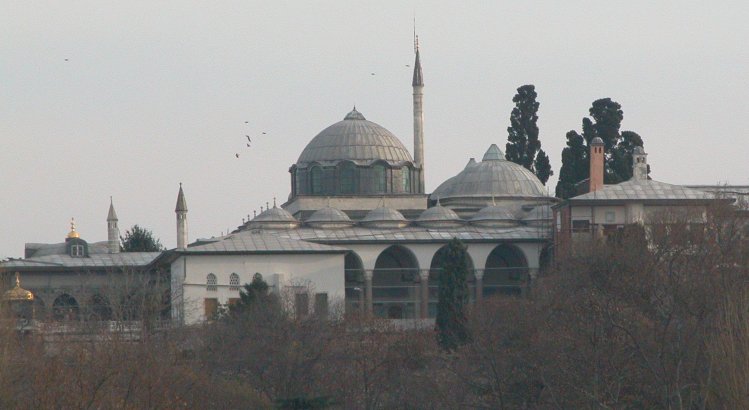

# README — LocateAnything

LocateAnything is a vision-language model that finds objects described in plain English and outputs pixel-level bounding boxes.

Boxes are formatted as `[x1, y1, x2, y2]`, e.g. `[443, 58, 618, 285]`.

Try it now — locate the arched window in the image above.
[401, 167, 411, 192]
[372, 164, 386, 193]
[339, 162, 356, 194]
[53, 294, 79, 321]
[310, 166, 323, 194]
[229, 273, 240, 291]
[206, 273, 217, 291]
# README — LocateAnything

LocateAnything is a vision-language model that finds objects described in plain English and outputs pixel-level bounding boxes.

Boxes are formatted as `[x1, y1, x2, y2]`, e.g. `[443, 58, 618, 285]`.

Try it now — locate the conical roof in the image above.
[175, 184, 188, 212]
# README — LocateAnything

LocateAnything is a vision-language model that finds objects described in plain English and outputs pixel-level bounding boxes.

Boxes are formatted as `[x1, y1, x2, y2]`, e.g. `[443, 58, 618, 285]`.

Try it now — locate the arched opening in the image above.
[483, 244, 528, 297]
[401, 166, 411, 193]
[88, 294, 112, 321]
[373, 245, 420, 319]
[310, 166, 323, 194]
[339, 162, 356, 194]
[428, 245, 475, 318]
[344, 252, 365, 315]
[53, 294, 79, 321]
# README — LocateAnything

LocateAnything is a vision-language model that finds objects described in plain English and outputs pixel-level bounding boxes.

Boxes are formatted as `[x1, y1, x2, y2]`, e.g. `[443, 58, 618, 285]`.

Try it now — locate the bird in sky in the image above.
[246, 135, 251, 143]
[370, 73, 375, 76]
[235, 153, 240, 158]
[261, 132, 266, 135]
[405, 64, 410, 67]
[64, 58, 69, 61]
[244, 121, 249, 124]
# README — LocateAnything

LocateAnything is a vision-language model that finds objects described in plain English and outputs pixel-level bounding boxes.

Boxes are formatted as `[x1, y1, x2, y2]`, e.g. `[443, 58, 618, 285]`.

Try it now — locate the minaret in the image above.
[175, 183, 188, 249]
[107, 197, 120, 254]
[412, 37, 425, 194]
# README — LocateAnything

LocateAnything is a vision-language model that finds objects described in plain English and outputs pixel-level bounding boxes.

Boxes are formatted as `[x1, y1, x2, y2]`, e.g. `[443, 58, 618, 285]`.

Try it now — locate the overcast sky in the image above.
[2, 1, 748, 257]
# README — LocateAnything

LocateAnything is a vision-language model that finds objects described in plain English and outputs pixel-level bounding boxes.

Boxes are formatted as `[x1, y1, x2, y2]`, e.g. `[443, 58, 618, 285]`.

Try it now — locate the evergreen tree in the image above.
[554, 99, 649, 198]
[505, 85, 553, 184]
[120, 225, 164, 252]
[229, 273, 275, 316]
[435, 237, 471, 351]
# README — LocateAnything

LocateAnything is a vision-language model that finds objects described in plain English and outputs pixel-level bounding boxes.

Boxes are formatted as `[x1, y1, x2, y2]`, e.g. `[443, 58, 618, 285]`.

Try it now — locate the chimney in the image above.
[632, 146, 648, 181]
[589, 137, 604, 192]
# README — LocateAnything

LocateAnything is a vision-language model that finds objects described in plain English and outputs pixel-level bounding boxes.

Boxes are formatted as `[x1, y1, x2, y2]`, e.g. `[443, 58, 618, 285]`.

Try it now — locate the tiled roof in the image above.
[569, 179, 712, 202]
[181, 231, 347, 253]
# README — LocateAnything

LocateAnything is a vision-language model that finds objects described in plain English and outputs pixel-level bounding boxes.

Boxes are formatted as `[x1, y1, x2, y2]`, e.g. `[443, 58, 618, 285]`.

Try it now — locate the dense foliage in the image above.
[555, 98, 648, 198]
[435, 237, 471, 351]
[120, 224, 164, 252]
[504, 85, 553, 185]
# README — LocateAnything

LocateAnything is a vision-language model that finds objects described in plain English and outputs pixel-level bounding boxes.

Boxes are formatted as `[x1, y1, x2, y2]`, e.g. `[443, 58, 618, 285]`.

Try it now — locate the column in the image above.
[474, 269, 484, 305]
[419, 271, 430, 319]
[364, 270, 373, 316]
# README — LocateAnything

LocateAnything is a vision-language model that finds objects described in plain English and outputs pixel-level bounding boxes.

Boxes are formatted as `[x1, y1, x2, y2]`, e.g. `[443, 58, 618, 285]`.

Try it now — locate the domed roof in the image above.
[522, 205, 552, 221]
[306, 206, 354, 228]
[361, 206, 409, 228]
[249, 205, 299, 229]
[471, 204, 518, 227]
[416, 203, 463, 228]
[296, 108, 413, 166]
[431, 144, 546, 200]
[3, 274, 33, 302]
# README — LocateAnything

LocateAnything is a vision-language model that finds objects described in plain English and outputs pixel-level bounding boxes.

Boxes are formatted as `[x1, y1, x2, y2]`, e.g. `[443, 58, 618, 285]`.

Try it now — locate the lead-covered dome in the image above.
[416, 203, 463, 228]
[431, 144, 547, 203]
[249, 205, 299, 229]
[306, 206, 354, 229]
[361, 206, 409, 229]
[296, 108, 413, 166]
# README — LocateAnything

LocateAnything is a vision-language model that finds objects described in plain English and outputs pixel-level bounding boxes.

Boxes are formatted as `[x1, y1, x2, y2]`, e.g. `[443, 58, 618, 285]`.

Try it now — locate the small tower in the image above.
[412, 36, 425, 194]
[632, 146, 648, 181]
[175, 183, 188, 249]
[107, 197, 120, 254]
[589, 137, 605, 193]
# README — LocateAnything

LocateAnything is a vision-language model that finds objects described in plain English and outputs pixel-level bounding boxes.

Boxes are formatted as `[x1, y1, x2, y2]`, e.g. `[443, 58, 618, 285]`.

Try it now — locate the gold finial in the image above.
[3, 272, 34, 301]
[15, 272, 20, 288]
[67, 218, 80, 239]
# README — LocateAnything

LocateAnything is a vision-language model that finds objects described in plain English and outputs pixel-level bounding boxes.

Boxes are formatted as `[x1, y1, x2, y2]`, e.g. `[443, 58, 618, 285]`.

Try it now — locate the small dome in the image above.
[416, 204, 463, 228]
[522, 205, 552, 227]
[306, 206, 354, 229]
[67, 218, 80, 239]
[3, 274, 33, 302]
[431, 144, 547, 202]
[296, 109, 413, 166]
[249, 205, 299, 229]
[471, 205, 518, 228]
[591, 137, 604, 145]
[361, 206, 408, 229]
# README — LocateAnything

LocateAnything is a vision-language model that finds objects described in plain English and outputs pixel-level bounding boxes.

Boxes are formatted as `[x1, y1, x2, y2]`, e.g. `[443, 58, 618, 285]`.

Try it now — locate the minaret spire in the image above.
[412, 34, 425, 193]
[175, 183, 188, 249]
[107, 196, 120, 254]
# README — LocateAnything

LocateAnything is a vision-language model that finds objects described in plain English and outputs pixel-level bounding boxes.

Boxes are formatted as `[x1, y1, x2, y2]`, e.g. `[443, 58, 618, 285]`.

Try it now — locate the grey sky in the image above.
[2, 1, 748, 257]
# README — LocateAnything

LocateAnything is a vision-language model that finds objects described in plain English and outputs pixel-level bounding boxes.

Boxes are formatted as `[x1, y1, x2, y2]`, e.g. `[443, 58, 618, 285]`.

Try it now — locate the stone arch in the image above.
[483, 244, 529, 297]
[344, 251, 365, 314]
[427, 244, 475, 318]
[88, 294, 112, 321]
[373, 245, 420, 319]
[53, 293, 80, 321]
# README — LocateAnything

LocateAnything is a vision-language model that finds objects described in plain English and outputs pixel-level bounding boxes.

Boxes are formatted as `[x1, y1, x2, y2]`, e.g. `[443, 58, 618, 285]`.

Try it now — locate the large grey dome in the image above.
[296, 108, 413, 166]
[432, 144, 546, 200]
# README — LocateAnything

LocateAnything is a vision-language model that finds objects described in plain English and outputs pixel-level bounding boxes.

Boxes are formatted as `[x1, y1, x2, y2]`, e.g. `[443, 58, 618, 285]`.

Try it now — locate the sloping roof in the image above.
[569, 179, 713, 202]
[180, 231, 347, 254]
[1, 252, 161, 270]
[275, 225, 549, 243]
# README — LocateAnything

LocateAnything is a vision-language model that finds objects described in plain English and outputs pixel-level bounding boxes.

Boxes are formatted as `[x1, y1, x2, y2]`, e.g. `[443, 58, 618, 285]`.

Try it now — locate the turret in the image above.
[107, 197, 120, 254]
[412, 38, 425, 193]
[175, 183, 188, 249]
[632, 146, 648, 181]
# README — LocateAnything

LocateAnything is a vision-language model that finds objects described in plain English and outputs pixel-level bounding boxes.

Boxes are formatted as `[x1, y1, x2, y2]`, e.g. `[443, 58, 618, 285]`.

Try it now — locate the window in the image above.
[71, 244, 84, 257]
[310, 166, 323, 194]
[295, 293, 309, 318]
[572, 220, 591, 233]
[206, 273, 217, 291]
[229, 273, 240, 291]
[314, 293, 329, 319]
[401, 167, 411, 192]
[204, 298, 218, 319]
[372, 164, 386, 193]
[339, 163, 356, 194]
[605, 211, 615, 223]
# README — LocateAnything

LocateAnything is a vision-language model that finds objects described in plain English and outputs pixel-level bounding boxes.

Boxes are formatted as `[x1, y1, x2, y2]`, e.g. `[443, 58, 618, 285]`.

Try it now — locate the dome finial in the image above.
[67, 218, 80, 239]
[344, 107, 366, 120]
[482, 144, 505, 161]
[273, 197, 277, 208]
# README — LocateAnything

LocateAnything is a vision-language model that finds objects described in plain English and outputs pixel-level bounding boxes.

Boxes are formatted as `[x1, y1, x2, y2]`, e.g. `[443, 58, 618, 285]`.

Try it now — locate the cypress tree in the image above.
[435, 237, 471, 351]
[505, 85, 553, 184]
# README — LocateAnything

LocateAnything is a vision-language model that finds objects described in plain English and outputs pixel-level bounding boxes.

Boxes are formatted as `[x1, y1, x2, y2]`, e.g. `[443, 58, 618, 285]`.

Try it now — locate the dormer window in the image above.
[71, 244, 85, 257]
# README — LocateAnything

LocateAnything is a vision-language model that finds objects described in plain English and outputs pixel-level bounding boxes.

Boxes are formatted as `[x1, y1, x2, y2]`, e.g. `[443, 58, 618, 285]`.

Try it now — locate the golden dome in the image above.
[67, 218, 80, 239]
[4, 273, 34, 302]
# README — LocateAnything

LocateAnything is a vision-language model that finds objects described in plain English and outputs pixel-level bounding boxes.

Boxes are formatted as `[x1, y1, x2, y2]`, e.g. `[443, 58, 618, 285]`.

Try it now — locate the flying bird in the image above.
[64, 58, 69, 62]
[246, 143, 251, 147]
[261, 132, 266, 135]
[246, 135, 251, 142]
[235, 153, 240, 158]
[370, 73, 375, 76]
[244, 121, 249, 124]
[405, 64, 410, 67]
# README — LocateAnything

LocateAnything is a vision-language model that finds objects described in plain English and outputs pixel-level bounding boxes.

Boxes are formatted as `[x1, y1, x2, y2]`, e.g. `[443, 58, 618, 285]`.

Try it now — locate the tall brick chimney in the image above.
[589, 137, 604, 193]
